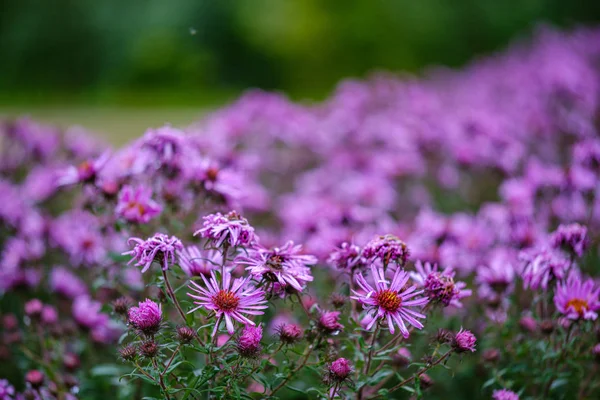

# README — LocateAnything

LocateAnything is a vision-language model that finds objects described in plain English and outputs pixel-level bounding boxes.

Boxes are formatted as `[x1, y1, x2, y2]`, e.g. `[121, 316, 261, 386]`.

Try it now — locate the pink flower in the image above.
[188, 270, 268, 336]
[351, 265, 428, 337]
[554, 273, 600, 320]
[128, 299, 162, 335]
[318, 311, 344, 333]
[178, 246, 222, 277]
[236, 241, 316, 292]
[550, 223, 589, 257]
[519, 247, 570, 290]
[237, 324, 262, 357]
[276, 323, 303, 344]
[363, 235, 410, 266]
[194, 211, 256, 248]
[328, 358, 352, 382]
[452, 328, 477, 353]
[124, 233, 183, 273]
[410, 261, 471, 308]
[115, 185, 162, 224]
[327, 242, 366, 271]
[492, 389, 519, 400]
[57, 151, 110, 186]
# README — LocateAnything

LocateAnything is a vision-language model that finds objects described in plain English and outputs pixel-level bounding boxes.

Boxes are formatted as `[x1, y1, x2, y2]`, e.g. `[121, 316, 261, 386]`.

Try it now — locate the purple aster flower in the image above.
[492, 389, 520, 400]
[237, 324, 263, 357]
[519, 247, 571, 290]
[51, 211, 106, 267]
[452, 328, 477, 353]
[327, 242, 367, 271]
[24, 299, 43, 317]
[50, 266, 88, 299]
[550, 223, 589, 257]
[187, 270, 268, 337]
[115, 185, 162, 224]
[124, 233, 183, 273]
[193, 158, 243, 205]
[194, 211, 256, 248]
[318, 311, 344, 333]
[351, 265, 428, 337]
[276, 323, 303, 344]
[178, 246, 221, 277]
[476, 252, 516, 300]
[327, 357, 352, 382]
[0, 379, 15, 399]
[236, 241, 316, 292]
[554, 273, 600, 320]
[41, 305, 58, 325]
[72, 296, 109, 330]
[363, 235, 410, 266]
[128, 299, 162, 335]
[410, 260, 471, 307]
[57, 150, 111, 186]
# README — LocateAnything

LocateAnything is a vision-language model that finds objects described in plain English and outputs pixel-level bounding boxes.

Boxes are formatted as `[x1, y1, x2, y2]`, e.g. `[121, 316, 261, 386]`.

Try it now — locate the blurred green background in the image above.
[1, 0, 599, 142]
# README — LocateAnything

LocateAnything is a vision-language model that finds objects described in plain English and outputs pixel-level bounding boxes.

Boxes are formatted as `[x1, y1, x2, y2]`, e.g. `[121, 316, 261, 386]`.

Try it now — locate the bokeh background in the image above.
[2, 0, 600, 144]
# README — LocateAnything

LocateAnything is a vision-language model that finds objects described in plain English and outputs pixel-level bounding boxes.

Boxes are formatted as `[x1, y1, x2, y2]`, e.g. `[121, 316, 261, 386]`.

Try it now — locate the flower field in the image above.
[1, 26, 600, 399]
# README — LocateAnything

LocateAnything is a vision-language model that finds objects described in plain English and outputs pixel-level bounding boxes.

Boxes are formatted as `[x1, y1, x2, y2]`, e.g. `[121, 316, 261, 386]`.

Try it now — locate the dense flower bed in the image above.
[1, 26, 600, 399]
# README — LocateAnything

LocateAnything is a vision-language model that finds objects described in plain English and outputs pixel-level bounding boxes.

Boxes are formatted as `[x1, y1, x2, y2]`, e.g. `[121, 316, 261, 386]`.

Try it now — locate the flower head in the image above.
[327, 242, 366, 271]
[178, 246, 221, 277]
[554, 274, 600, 320]
[237, 324, 263, 358]
[410, 261, 471, 307]
[124, 233, 183, 273]
[72, 296, 109, 330]
[194, 211, 256, 248]
[363, 235, 410, 266]
[188, 270, 268, 336]
[115, 185, 162, 224]
[50, 267, 88, 299]
[492, 389, 520, 400]
[128, 299, 162, 335]
[236, 241, 316, 293]
[351, 265, 428, 337]
[176, 326, 197, 344]
[550, 223, 589, 257]
[326, 358, 353, 383]
[318, 311, 344, 333]
[519, 247, 570, 290]
[0, 379, 15, 399]
[276, 323, 303, 344]
[452, 328, 477, 353]
[57, 151, 110, 186]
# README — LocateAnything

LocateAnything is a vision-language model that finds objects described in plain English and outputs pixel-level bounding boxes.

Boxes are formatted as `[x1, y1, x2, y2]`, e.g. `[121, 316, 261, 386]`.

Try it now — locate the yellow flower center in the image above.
[375, 289, 402, 312]
[213, 290, 240, 312]
[566, 298, 588, 315]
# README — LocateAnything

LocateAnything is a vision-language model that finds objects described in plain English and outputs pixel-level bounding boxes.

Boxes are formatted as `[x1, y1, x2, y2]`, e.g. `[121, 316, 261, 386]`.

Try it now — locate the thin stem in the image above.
[329, 382, 340, 400]
[296, 293, 312, 320]
[162, 270, 205, 347]
[357, 324, 381, 399]
[133, 361, 157, 383]
[270, 335, 321, 396]
[161, 345, 181, 378]
[153, 359, 171, 399]
[370, 350, 452, 399]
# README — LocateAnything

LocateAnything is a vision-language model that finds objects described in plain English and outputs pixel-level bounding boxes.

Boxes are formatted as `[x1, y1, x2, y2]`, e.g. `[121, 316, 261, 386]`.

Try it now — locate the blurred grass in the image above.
[0, 106, 206, 146]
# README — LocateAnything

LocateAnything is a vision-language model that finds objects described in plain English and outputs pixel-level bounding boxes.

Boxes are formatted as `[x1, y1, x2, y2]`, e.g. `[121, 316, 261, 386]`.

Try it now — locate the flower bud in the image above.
[63, 353, 80, 371]
[24, 299, 43, 318]
[41, 306, 58, 325]
[176, 326, 197, 344]
[128, 299, 162, 336]
[139, 341, 159, 358]
[419, 373, 433, 389]
[330, 293, 347, 309]
[518, 316, 537, 333]
[434, 328, 452, 344]
[392, 347, 412, 368]
[540, 320, 554, 335]
[452, 329, 477, 353]
[2, 314, 18, 331]
[277, 324, 303, 344]
[482, 348, 500, 363]
[327, 358, 352, 382]
[318, 311, 344, 334]
[237, 325, 262, 358]
[25, 370, 44, 388]
[119, 345, 137, 361]
[112, 297, 131, 316]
